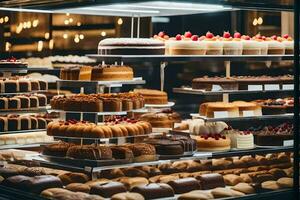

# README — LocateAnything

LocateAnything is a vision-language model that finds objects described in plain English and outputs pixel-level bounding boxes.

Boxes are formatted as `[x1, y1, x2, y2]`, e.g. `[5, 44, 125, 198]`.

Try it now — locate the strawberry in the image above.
[158, 31, 165, 37]
[223, 31, 231, 38]
[271, 35, 277, 40]
[283, 34, 289, 39]
[234, 32, 241, 38]
[191, 35, 198, 41]
[206, 31, 214, 39]
[184, 31, 192, 38]
[175, 34, 182, 40]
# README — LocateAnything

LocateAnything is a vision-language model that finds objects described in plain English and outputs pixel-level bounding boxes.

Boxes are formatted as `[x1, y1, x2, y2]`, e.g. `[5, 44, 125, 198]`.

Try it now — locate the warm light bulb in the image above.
[77, 22, 81, 26]
[253, 18, 258, 26]
[37, 40, 43, 52]
[64, 19, 69, 25]
[5, 42, 11, 51]
[69, 18, 73, 23]
[257, 17, 263, 25]
[45, 32, 50, 39]
[63, 33, 68, 39]
[27, 21, 31, 28]
[0, 18, 4, 24]
[79, 34, 84, 39]
[74, 37, 80, 43]
[117, 18, 123, 25]
[49, 39, 54, 49]
[33, 19, 39, 27]
[4, 16, 8, 22]
[66, 13, 70, 16]
[101, 31, 106, 37]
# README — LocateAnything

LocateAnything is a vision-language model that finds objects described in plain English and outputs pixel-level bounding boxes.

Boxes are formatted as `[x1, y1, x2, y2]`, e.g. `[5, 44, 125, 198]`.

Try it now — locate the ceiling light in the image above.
[32, 19, 39, 27]
[4, 16, 8, 22]
[101, 31, 106, 37]
[117, 18, 123, 25]
[69, 18, 73, 23]
[74, 37, 80, 43]
[0, 18, 3, 24]
[0, 7, 52, 13]
[37, 41, 43, 52]
[79, 34, 84, 39]
[77, 22, 81, 26]
[257, 17, 263, 25]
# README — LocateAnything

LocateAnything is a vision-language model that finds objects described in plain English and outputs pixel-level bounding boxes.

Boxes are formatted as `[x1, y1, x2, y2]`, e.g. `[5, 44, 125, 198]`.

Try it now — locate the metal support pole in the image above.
[131, 15, 134, 38]
[293, 0, 299, 199]
[223, 61, 230, 103]
[137, 15, 140, 38]
[160, 62, 167, 91]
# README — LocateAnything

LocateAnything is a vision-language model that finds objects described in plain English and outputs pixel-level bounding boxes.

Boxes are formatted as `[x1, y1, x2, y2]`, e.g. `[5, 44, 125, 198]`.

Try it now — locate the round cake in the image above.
[199, 102, 239, 118]
[133, 89, 168, 105]
[232, 101, 262, 117]
[223, 129, 254, 149]
[91, 65, 133, 81]
[191, 76, 238, 91]
[98, 38, 165, 55]
[139, 113, 174, 128]
[166, 36, 206, 55]
[191, 134, 231, 152]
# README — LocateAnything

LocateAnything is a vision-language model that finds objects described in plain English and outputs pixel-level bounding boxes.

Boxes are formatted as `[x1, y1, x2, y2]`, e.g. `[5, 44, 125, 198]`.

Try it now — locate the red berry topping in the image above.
[158, 31, 165, 37]
[191, 35, 198, 41]
[242, 35, 250, 40]
[234, 32, 241, 38]
[184, 31, 192, 38]
[223, 31, 231, 38]
[222, 136, 226, 139]
[271, 35, 277, 40]
[261, 36, 266, 40]
[175, 34, 182, 40]
[283, 34, 289, 39]
[206, 32, 214, 39]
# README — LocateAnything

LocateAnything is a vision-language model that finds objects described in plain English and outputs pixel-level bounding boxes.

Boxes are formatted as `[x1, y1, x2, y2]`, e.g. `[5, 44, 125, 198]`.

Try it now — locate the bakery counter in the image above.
[173, 87, 293, 96]
[56, 77, 146, 88]
[87, 54, 293, 63]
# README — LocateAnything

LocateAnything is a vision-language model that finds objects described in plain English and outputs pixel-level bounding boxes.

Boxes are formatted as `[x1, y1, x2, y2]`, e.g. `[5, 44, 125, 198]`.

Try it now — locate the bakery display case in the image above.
[0, 0, 298, 200]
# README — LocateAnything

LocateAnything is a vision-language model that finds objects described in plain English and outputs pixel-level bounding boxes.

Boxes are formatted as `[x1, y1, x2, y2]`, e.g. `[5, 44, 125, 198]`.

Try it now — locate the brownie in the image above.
[197, 173, 225, 190]
[38, 80, 48, 90]
[29, 96, 39, 108]
[30, 117, 38, 129]
[7, 117, 20, 131]
[90, 182, 127, 198]
[0, 97, 8, 109]
[37, 118, 47, 129]
[4, 80, 19, 93]
[18, 80, 31, 92]
[167, 178, 200, 194]
[131, 183, 174, 199]
[8, 98, 21, 110]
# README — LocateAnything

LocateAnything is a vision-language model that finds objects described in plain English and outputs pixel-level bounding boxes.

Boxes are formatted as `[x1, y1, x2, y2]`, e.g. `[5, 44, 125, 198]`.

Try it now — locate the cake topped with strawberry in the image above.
[0, 57, 28, 68]
[221, 31, 243, 55]
[200, 31, 223, 55]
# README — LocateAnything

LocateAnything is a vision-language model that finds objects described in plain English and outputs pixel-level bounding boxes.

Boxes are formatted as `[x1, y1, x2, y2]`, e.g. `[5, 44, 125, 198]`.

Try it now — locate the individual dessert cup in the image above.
[200, 32, 223, 55]
[266, 36, 285, 55]
[281, 34, 294, 54]
[166, 32, 207, 55]
[241, 35, 261, 55]
[191, 133, 231, 152]
[221, 32, 243, 55]
[252, 34, 268, 55]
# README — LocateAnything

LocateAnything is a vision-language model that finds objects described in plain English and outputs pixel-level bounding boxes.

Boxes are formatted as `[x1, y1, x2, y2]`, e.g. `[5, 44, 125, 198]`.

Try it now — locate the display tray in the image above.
[47, 107, 146, 115]
[173, 87, 294, 95]
[190, 113, 293, 121]
[0, 129, 46, 135]
[87, 54, 293, 63]
[0, 90, 48, 96]
[56, 77, 146, 87]
[0, 143, 51, 150]
[145, 102, 175, 108]
[158, 151, 195, 160]
[40, 154, 132, 168]
[0, 106, 48, 114]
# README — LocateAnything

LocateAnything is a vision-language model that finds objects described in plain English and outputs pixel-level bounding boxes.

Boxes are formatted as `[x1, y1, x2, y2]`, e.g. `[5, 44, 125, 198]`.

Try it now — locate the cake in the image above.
[139, 113, 174, 128]
[4, 80, 19, 93]
[199, 102, 239, 118]
[221, 31, 243, 55]
[282, 34, 294, 54]
[252, 123, 293, 146]
[66, 145, 113, 160]
[223, 128, 254, 149]
[189, 120, 228, 135]
[200, 32, 223, 55]
[191, 134, 231, 151]
[232, 101, 262, 117]
[0, 58, 28, 69]
[98, 38, 165, 55]
[192, 76, 238, 91]
[0, 97, 8, 109]
[60, 66, 80, 80]
[166, 32, 206, 55]
[133, 89, 168, 105]
[91, 65, 133, 81]
[18, 79, 31, 92]
[78, 66, 93, 80]
[123, 143, 157, 162]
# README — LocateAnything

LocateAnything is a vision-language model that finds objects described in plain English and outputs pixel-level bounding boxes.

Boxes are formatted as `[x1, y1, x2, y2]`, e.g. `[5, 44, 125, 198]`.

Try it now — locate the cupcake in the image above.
[221, 31, 243, 55]
[200, 32, 223, 55]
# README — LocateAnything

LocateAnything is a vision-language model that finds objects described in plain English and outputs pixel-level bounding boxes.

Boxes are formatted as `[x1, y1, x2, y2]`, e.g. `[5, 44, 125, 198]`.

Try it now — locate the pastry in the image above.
[167, 177, 200, 194]
[66, 145, 113, 160]
[221, 31, 243, 55]
[90, 181, 127, 198]
[139, 113, 174, 128]
[111, 192, 145, 200]
[178, 190, 214, 200]
[231, 182, 255, 194]
[277, 177, 293, 188]
[116, 177, 149, 190]
[196, 173, 225, 190]
[261, 180, 280, 190]
[124, 143, 156, 162]
[131, 183, 175, 199]
[211, 187, 245, 198]
[223, 174, 244, 186]
[200, 32, 223, 55]
[58, 172, 90, 185]
[42, 142, 75, 157]
[134, 88, 168, 105]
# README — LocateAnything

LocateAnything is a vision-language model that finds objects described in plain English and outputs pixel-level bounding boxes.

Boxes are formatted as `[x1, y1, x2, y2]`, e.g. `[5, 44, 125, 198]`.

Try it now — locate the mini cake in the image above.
[20, 116, 31, 130]
[223, 128, 254, 149]
[192, 76, 238, 91]
[282, 34, 294, 54]
[98, 38, 165, 55]
[29, 96, 39, 108]
[4, 80, 19, 93]
[35, 94, 47, 106]
[38, 80, 48, 91]
[241, 35, 261, 55]
[66, 145, 113, 160]
[0, 117, 8, 132]
[199, 102, 239, 118]
[200, 32, 223, 55]
[30, 80, 40, 91]
[133, 88, 168, 105]
[232, 101, 262, 117]
[91, 65, 134, 81]
[7, 115, 21, 131]
[37, 118, 48, 129]
[166, 32, 206, 55]
[8, 98, 21, 110]
[60, 66, 80, 80]
[266, 36, 285, 55]
[123, 143, 157, 162]
[221, 32, 243, 55]
[14, 96, 30, 109]
[0, 97, 8, 109]
[18, 79, 31, 92]
[191, 134, 231, 151]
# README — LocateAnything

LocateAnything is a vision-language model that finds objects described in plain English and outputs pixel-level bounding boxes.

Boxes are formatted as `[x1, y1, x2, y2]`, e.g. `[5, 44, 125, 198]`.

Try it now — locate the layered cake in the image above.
[223, 128, 254, 149]
[98, 38, 165, 55]
[47, 118, 152, 138]
[192, 76, 238, 91]
[221, 31, 243, 55]
[255, 98, 294, 115]
[133, 88, 168, 105]
[60, 66, 80, 80]
[91, 65, 133, 81]
[191, 134, 231, 152]
[139, 111, 180, 128]
[189, 120, 228, 135]
[266, 35, 285, 55]
[251, 123, 293, 146]
[50, 92, 145, 112]
[241, 35, 261, 55]
[199, 102, 239, 118]
[166, 32, 206, 55]
[0, 77, 47, 93]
